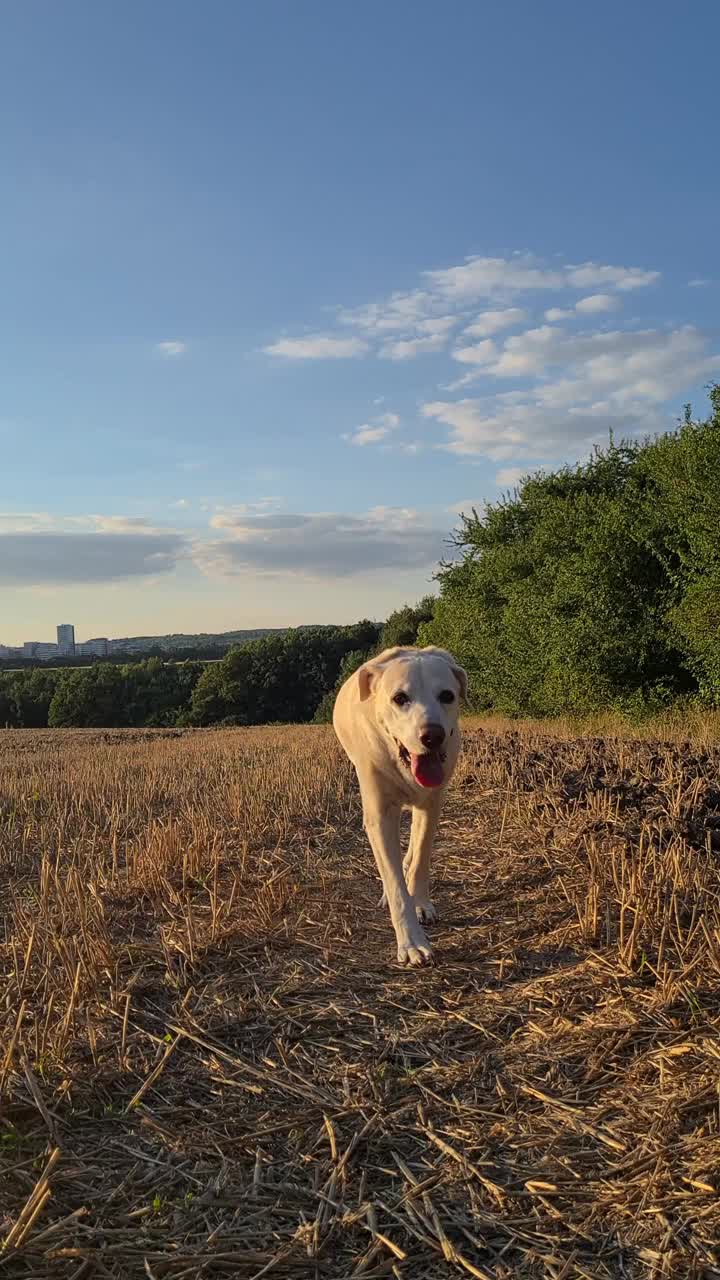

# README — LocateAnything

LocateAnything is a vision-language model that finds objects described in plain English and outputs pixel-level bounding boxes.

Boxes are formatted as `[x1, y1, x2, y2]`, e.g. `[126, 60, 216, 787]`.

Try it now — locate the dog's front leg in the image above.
[362, 791, 433, 966]
[405, 794, 443, 925]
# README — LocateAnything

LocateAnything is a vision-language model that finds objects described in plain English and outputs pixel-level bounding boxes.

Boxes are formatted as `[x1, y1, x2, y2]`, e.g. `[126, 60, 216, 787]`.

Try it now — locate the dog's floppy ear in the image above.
[357, 661, 380, 702]
[421, 645, 468, 701]
[451, 662, 469, 701]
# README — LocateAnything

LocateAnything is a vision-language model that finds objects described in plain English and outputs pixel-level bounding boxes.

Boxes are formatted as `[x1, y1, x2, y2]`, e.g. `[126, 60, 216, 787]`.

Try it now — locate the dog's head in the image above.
[357, 646, 467, 789]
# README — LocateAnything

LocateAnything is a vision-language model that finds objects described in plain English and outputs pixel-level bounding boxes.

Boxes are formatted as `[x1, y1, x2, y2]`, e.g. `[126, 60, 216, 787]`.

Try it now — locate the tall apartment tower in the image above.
[57, 623, 76, 655]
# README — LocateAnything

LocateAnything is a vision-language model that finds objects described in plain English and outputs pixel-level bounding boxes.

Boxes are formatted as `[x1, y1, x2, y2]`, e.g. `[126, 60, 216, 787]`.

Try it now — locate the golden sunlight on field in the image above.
[2, 725, 720, 1277]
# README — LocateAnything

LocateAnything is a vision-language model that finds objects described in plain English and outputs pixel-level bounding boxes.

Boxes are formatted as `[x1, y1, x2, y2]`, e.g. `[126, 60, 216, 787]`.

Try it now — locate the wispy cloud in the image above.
[258, 248, 716, 467]
[546, 294, 619, 321]
[380, 333, 450, 361]
[344, 412, 401, 447]
[574, 293, 619, 314]
[462, 308, 528, 338]
[196, 506, 446, 578]
[263, 251, 659, 364]
[425, 255, 658, 300]
[156, 340, 187, 357]
[424, 325, 720, 460]
[263, 334, 368, 359]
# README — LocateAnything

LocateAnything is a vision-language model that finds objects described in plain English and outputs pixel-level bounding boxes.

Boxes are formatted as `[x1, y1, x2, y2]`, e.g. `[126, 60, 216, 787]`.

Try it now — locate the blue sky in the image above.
[2, 0, 719, 643]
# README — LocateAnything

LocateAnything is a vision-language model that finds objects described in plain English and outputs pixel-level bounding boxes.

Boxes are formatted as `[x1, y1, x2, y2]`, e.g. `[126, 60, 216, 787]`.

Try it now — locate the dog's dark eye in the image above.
[438, 690, 455, 704]
[392, 691, 410, 707]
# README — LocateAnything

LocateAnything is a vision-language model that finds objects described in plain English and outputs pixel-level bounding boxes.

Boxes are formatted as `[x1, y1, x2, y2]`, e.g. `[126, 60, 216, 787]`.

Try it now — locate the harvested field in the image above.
[2, 724, 720, 1279]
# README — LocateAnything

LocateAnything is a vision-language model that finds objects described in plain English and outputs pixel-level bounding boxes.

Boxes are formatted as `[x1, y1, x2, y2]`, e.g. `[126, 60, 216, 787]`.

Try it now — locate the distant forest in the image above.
[3, 389, 720, 729]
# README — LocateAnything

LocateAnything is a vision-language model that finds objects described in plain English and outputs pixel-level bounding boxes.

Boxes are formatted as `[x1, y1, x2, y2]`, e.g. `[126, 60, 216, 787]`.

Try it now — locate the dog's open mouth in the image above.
[397, 741, 446, 789]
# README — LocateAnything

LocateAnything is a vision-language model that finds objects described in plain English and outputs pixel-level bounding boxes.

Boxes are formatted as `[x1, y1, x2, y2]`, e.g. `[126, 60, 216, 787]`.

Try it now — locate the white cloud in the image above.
[343, 411, 401, 446]
[424, 397, 643, 461]
[169, 498, 190, 509]
[547, 296, 619, 320]
[338, 290, 434, 334]
[196, 506, 446, 578]
[347, 425, 392, 445]
[483, 325, 561, 377]
[566, 262, 660, 291]
[380, 333, 449, 360]
[340, 302, 459, 360]
[495, 466, 526, 489]
[688, 278, 712, 288]
[575, 293, 619, 314]
[425, 255, 658, 301]
[263, 334, 369, 359]
[263, 252, 660, 364]
[463, 308, 527, 338]
[424, 326, 720, 459]
[462, 324, 709, 384]
[440, 369, 485, 392]
[452, 339, 498, 366]
[416, 316, 458, 336]
[156, 341, 187, 357]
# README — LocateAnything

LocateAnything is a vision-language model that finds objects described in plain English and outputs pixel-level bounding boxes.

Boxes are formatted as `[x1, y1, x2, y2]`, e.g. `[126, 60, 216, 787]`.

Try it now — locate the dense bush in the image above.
[420, 388, 720, 716]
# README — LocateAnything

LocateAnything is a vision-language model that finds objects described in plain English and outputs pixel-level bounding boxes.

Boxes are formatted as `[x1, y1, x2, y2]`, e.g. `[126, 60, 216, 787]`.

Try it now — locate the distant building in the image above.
[57, 623, 76, 655]
[76, 638, 109, 657]
[23, 641, 59, 659]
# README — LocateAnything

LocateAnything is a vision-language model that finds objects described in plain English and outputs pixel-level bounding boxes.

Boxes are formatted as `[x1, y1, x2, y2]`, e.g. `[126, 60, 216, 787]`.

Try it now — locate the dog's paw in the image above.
[414, 898, 438, 926]
[396, 925, 433, 967]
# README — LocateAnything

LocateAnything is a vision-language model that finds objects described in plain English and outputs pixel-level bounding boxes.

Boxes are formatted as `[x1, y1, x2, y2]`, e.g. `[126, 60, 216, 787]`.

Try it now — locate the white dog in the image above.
[333, 645, 467, 966]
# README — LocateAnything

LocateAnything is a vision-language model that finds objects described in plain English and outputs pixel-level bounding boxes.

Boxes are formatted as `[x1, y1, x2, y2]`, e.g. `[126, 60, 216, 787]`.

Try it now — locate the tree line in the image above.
[0, 623, 387, 729]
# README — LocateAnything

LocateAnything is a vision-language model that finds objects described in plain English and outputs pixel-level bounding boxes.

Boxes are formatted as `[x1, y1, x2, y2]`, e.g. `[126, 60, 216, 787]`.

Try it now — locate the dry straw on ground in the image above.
[1, 722, 720, 1279]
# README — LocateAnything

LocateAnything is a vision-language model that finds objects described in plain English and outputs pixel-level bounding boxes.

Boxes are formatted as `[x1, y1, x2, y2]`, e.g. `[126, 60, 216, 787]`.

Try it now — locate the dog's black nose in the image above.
[420, 724, 445, 751]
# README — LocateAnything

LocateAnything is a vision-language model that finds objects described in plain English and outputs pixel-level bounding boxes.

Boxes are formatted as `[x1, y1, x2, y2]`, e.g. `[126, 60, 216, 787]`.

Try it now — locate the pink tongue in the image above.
[411, 752, 444, 788]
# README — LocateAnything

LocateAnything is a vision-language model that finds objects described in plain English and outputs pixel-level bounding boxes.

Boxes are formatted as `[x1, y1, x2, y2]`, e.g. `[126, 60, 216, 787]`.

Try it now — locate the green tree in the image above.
[49, 665, 129, 728]
[189, 622, 381, 726]
[421, 389, 720, 716]
[379, 596, 436, 649]
[0, 679, 17, 727]
[312, 648, 374, 723]
[9, 669, 61, 727]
